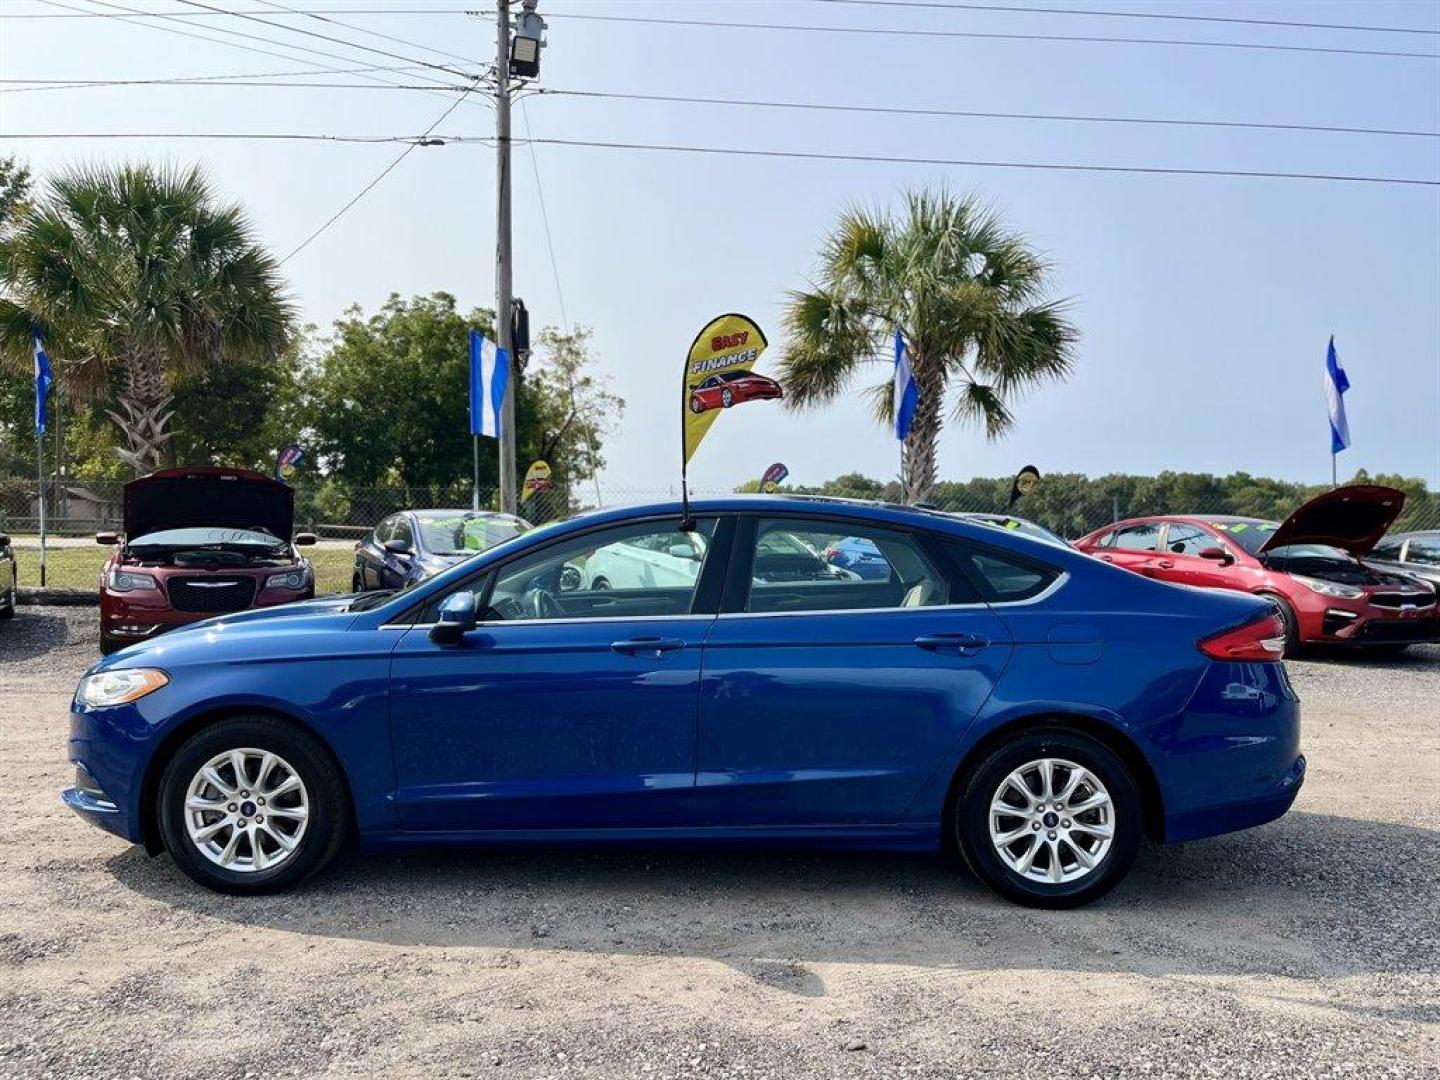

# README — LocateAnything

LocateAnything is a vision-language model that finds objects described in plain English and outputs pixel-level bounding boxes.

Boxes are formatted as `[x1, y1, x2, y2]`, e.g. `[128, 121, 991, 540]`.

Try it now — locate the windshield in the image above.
[1208, 519, 1281, 555]
[129, 527, 285, 550]
[415, 513, 529, 555]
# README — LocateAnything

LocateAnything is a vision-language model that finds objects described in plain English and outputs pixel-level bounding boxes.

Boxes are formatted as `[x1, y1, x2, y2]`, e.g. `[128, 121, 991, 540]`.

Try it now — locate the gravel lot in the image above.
[2, 606, 1437, 1079]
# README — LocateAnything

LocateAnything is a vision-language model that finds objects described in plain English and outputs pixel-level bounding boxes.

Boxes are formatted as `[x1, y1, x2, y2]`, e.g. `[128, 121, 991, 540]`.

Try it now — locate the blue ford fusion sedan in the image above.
[64, 497, 1304, 908]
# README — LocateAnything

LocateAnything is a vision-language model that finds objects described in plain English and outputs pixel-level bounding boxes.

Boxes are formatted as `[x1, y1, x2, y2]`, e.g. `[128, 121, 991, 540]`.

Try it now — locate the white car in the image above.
[576, 530, 707, 591]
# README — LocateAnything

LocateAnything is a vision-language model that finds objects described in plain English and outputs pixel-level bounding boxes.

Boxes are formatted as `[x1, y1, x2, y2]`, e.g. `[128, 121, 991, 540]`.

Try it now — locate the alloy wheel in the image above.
[183, 748, 310, 873]
[989, 757, 1114, 884]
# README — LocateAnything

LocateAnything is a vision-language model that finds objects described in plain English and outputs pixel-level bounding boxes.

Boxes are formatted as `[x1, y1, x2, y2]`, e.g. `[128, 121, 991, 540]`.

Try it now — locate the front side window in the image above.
[465, 519, 718, 622]
[744, 518, 952, 613]
[1112, 523, 1162, 552]
[1165, 523, 1223, 557]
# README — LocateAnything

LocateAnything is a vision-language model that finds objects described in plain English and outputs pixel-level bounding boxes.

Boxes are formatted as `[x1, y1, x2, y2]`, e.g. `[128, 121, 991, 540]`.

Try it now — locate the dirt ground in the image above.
[2, 607, 1437, 1079]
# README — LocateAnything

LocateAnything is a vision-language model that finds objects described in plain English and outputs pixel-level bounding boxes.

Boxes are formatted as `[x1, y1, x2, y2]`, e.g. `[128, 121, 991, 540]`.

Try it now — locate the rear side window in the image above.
[948, 543, 1060, 603]
[743, 518, 954, 613]
[1112, 523, 1162, 552]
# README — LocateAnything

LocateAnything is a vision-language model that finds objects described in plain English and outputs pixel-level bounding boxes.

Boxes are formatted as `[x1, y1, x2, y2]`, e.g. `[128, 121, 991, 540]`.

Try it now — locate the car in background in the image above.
[957, 512, 1072, 550]
[0, 531, 16, 619]
[1074, 485, 1437, 654]
[64, 495, 1303, 908]
[573, 525, 856, 592]
[687, 371, 783, 414]
[1367, 530, 1440, 589]
[353, 510, 530, 592]
[97, 468, 317, 655]
[822, 535, 892, 580]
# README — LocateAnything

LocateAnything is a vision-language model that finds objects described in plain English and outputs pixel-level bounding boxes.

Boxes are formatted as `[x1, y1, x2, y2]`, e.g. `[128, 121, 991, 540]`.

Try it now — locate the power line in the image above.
[251, 0, 481, 70]
[9, 128, 1429, 186]
[519, 96, 568, 332]
[61, 0, 464, 94]
[538, 87, 1438, 141]
[806, 0, 1440, 38]
[537, 11, 1440, 61]
[505, 134, 1440, 187]
[281, 85, 478, 263]
[1, 76, 477, 93]
[171, 0, 476, 79]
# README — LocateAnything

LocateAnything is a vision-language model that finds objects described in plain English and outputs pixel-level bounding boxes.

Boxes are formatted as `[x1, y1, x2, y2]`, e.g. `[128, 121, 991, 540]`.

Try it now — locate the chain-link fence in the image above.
[1, 473, 1437, 540]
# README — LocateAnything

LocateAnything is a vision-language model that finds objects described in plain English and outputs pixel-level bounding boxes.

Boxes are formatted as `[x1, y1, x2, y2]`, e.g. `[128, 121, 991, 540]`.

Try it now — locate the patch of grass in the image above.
[14, 543, 356, 595]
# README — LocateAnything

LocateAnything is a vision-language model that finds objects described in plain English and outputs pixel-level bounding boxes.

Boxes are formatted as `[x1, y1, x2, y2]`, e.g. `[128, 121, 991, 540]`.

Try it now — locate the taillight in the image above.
[1199, 613, 1287, 662]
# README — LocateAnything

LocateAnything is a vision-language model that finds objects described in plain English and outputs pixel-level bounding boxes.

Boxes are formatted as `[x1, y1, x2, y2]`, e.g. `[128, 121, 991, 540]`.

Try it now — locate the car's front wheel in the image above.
[157, 715, 348, 894]
[956, 730, 1140, 909]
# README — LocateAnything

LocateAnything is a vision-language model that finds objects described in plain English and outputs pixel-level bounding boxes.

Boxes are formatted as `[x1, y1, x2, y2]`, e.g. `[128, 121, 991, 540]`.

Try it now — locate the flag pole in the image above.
[36, 428, 46, 588]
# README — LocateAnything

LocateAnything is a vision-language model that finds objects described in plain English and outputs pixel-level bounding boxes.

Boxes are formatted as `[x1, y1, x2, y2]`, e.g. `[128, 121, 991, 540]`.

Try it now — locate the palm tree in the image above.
[0, 163, 292, 474]
[779, 189, 1077, 505]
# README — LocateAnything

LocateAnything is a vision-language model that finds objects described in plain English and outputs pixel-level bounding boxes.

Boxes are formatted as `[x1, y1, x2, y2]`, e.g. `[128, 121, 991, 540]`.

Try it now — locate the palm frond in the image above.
[777, 286, 881, 407]
[952, 381, 1015, 439]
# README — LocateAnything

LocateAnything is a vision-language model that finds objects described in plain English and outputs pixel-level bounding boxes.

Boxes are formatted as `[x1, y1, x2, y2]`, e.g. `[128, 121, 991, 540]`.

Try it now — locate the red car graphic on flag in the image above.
[688, 370, 784, 414]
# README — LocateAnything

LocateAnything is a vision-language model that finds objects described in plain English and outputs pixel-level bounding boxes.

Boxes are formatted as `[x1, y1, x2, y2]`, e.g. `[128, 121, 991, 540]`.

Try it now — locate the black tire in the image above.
[590, 576, 611, 591]
[157, 715, 348, 894]
[99, 630, 122, 655]
[0, 581, 15, 619]
[689, 396, 705, 414]
[351, 573, 363, 593]
[955, 729, 1141, 909]
[1258, 593, 1300, 657]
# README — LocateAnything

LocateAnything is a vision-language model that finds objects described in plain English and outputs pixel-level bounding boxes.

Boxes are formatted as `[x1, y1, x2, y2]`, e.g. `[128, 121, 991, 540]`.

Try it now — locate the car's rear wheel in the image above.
[1258, 593, 1300, 656]
[591, 576, 611, 590]
[956, 730, 1140, 909]
[157, 715, 348, 894]
[689, 396, 705, 414]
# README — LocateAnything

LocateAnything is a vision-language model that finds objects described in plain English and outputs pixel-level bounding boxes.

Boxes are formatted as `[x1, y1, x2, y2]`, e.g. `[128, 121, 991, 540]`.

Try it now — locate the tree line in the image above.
[737, 469, 1438, 536]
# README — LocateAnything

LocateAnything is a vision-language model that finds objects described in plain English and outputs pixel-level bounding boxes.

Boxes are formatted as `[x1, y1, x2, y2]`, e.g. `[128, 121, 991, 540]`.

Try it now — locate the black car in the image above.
[1367, 530, 1440, 589]
[353, 509, 530, 592]
[0, 531, 16, 619]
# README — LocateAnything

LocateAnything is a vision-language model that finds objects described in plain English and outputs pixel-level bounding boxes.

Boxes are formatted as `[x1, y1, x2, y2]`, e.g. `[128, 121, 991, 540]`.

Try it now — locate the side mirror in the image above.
[293, 532, 318, 547]
[428, 592, 478, 646]
[1198, 546, 1233, 565]
[384, 539, 412, 557]
[96, 531, 119, 546]
[667, 543, 699, 561]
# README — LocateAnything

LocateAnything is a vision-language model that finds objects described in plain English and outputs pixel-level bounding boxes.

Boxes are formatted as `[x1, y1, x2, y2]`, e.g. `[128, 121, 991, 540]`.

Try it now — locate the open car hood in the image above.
[1259, 484, 1405, 556]
[123, 467, 295, 542]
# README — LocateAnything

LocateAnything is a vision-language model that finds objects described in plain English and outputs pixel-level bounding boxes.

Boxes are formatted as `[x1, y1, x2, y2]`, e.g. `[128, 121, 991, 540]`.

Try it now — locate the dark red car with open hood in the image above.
[1075, 485, 1438, 654]
[97, 468, 317, 654]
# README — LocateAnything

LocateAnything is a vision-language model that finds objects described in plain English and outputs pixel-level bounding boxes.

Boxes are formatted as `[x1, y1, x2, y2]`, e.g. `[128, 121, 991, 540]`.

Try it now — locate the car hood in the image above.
[124, 468, 294, 541]
[1259, 485, 1405, 556]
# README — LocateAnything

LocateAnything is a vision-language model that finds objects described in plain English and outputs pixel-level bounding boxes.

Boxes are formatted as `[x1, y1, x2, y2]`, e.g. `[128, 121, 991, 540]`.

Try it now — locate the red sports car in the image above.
[1074, 485, 1438, 654]
[688, 370, 783, 414]
[97, 467, 317, 654]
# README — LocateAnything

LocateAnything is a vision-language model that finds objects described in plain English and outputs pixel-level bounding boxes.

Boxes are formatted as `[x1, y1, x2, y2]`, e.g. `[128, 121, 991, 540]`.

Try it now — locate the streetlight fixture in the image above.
[509, 0, 547, 78]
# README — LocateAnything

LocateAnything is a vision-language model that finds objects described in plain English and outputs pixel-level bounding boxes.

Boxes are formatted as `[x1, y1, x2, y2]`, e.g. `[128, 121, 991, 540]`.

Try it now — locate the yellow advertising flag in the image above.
[682, 313, 773, 466]
[520, 460, 552, 503]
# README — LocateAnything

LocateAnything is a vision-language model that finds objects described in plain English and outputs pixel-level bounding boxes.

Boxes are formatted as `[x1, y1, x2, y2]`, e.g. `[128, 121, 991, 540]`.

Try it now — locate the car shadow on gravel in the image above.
[1295, 643, 1440, 671]
[104, 809, 1438, 991]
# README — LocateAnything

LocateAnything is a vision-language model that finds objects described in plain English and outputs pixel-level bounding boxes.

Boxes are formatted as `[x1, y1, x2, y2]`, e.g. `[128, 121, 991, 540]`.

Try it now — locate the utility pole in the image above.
[494, 0, 517, 513]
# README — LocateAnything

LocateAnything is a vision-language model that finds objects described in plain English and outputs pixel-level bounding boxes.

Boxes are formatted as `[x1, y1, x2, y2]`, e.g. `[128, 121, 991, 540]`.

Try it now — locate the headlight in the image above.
[107, 570, 158, 593]
[1291, 574, 1366, 600]
[76, 668, 169, 708]
[265, 569, 309, 590]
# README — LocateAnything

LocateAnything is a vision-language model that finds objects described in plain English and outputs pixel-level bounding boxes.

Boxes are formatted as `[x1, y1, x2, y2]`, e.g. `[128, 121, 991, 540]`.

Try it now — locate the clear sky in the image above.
[3, 0, 1437, 494]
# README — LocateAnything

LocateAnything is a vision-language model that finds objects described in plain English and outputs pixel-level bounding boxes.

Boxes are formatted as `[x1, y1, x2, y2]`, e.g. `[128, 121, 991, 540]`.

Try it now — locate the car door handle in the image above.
[914, 633, 988, 655]
[1156, 559, 1174, 570]
[610, 637, 686, 657]
[1099, 554, 1115, 562]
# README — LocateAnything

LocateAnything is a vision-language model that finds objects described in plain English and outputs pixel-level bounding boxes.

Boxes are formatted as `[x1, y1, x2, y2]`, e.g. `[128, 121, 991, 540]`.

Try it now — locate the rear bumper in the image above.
[1164, 754, 1305, 843]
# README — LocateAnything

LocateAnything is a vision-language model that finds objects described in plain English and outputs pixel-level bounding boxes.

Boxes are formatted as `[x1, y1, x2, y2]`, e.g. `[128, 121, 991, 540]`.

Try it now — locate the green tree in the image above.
[0, 163, 293, 475]
[779, 189, 1077, 504]
[301, 295, 622, 512]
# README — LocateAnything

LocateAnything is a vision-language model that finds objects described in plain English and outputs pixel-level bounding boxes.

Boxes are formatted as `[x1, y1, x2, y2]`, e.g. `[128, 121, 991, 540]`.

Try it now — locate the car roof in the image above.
[1382, 530, 1439, 541]
[408, 509, 523, 518]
